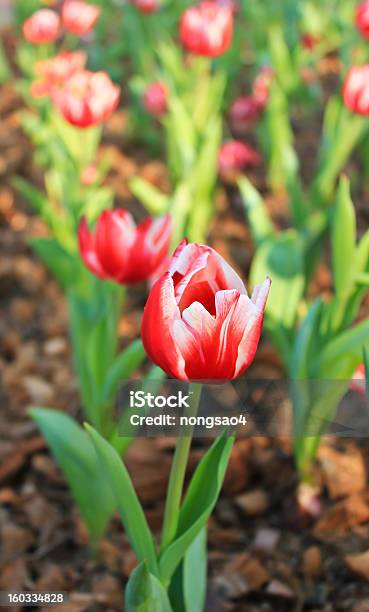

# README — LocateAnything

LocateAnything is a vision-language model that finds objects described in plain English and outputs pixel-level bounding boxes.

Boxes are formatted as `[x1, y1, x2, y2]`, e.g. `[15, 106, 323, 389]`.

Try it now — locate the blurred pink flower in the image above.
[53, 69, 120, 128]
[230, 95, 261, 130]
[81, 163, 99, 186]
[356, 1, 369, 40]
[142, 82, 168, 117]
[62, 0, 100, 36]
[180, 1, 233, 57]
[252, 66, 273, 110]
[218, 140, 260, 178]
[343, 65, 369, 115]
[31, 50, 87, 98]
[23, 9, 60, 44]
[133, 0, 159, 13]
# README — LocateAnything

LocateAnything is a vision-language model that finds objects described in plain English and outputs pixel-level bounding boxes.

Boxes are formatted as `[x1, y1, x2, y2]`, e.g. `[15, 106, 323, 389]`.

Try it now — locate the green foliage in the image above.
[87, 424, 159, 576]
[126, 562, 172, 612]
[30, 409, 116, 543]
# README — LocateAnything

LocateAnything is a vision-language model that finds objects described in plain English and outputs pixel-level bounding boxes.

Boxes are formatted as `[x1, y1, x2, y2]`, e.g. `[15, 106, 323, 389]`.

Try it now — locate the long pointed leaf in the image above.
[86, 424, 159, 576]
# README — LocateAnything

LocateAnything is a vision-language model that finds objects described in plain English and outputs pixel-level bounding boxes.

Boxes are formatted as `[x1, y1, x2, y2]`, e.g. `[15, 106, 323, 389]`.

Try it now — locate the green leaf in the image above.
[101, 339, 147, 406]
[238, 177, 274, 245]
[356, 230, 369, 277]
[30, 237, 76, 288]
[129, 177, 169, 215]
[316, 318, 369, 378]
[125, 561, 172, 612]
[183, 528, 207, 612]
[250, 231, 305, 330]
[86, 425, 159, 576]
[0, 38, 11, 85]
[13, 177, 52, 222]
[168, 528, 207, 612]
[159, 433, 233, 585]
[332, 176, 356, 297]
[30, 408, 115, 543]
[290, 299, 322, 378]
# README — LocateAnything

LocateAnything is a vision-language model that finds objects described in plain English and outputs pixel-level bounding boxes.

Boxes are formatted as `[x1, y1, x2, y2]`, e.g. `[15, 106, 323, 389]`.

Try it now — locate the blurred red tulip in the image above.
[356, 1, 369, 39]
[53, 69, 120, 127]
[230, 95, 261, 129]
[343, 65, 369, 115]
[31, 51, 87, 98]
[142, 82, 168, 117]
[134, 0, 159, 13]
[179, 2, 233, 57]
[23, 9, 60, 44]
[301, 33, 319, 50]
[252, 66, 273, 109]
[218, 140, 260, 178]
[62, 0, 100, 36]
[142, 240, 270, 381]
[78, 210, 172, 284]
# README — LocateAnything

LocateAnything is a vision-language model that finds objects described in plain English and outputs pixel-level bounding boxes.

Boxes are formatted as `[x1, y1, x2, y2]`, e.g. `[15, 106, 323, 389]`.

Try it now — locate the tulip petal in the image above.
[78, 217, 106, 278]
[173, 289, 249, 380]
[95, 210, 136, 281]
[234, 278, 271, 377]
[169, 242, 246, 315]
[142, 274, 187, 380]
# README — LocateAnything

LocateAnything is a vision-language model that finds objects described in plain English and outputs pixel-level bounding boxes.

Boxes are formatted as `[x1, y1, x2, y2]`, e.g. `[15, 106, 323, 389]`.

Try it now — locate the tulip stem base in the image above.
[160, 382, 202, 554]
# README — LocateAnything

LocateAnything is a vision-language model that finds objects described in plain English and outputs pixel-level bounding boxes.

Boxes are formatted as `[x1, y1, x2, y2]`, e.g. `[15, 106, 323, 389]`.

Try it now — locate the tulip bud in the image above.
[78, 210, 172, 284]
[252, 66, 273, 110]
[342, 65, 369, 116]
[230, 96, 261, 130]
[23, 9, 60, 44]
[134, 0, 159, 13]
[179, 2, 233, 57]
[142, 82, 168, 117]
[301, 33, 319, 51]
[53, 69, 120, 128]
[62, 0, 101, 36]
[218, 140, 260, 179]
[356, 1, 369, 40]
[142, 240, 270, 381]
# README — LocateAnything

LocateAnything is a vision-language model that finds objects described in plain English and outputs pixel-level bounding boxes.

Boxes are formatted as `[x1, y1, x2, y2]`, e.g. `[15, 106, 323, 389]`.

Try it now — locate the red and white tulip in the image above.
[142, 241, 270, 381]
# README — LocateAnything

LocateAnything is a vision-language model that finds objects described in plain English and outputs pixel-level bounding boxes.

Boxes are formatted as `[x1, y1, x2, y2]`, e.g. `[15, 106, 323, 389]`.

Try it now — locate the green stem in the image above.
[160, 382, 202, 553]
